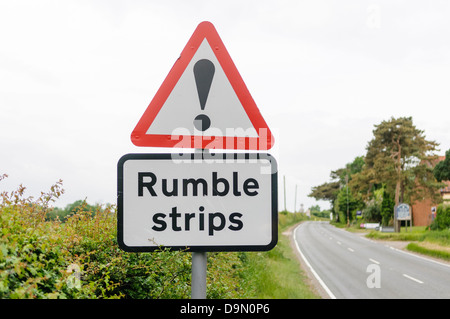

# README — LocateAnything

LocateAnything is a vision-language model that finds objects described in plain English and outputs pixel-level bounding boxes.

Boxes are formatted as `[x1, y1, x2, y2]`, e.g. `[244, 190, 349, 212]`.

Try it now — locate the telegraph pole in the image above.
[283, 175, 286, 212]
[346, 174, 349, 227]
[294, 184, 298, 213]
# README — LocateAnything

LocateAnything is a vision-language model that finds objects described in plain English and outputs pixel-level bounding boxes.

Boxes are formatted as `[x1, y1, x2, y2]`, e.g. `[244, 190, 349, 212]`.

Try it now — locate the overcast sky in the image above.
[1, 1, 449, 212]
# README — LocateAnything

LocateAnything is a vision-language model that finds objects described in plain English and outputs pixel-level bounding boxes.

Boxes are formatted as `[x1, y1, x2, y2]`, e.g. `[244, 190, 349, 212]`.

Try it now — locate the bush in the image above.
[430, 204, 450, 231]
[45, 200, 100, 222]
[0, 180, 92, 298]
[0, 178, 245, 299]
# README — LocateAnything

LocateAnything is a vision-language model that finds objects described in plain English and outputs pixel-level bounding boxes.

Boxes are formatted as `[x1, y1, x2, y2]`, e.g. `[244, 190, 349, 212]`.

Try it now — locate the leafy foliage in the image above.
[45, 200, 100, 222]
[430, 204, 450, 231]
[434, 149, 450, 182]
[380, 189, 395, 226]
[362, 188, 383, 222]
[309, 156, 365, 217]
[363, 116, 440, 205]
[311, 117, 445, 229]
[0, 177, 246, 299]
[335, 186, 364, 224]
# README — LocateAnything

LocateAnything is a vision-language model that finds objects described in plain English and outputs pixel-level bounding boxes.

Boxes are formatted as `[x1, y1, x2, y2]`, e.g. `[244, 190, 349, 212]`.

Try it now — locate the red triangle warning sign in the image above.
[131, 21, 274, 150]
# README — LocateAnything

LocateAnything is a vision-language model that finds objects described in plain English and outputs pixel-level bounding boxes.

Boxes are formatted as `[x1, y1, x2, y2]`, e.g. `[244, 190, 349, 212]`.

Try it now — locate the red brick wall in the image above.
[411, 157, 449, 226]
[412, 199, 434, 226]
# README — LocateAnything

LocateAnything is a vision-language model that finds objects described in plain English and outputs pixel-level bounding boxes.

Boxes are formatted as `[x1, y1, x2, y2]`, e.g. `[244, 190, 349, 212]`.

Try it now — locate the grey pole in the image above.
[191, 149, 208, 299]
[191, 251, 207, 299]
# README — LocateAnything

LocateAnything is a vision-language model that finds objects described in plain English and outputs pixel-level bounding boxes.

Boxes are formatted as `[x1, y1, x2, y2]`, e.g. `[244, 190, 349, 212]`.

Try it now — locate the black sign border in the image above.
[117, 152, 278, 252]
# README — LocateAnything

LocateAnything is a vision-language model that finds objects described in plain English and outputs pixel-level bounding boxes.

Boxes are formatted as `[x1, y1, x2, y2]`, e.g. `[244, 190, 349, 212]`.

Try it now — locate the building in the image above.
[411, 156, 450, 226]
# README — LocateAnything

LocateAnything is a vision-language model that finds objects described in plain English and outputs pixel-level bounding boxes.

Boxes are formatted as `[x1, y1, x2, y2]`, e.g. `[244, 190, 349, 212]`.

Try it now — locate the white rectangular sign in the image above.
[117, 153, 278, 252]
[395, 203, 411, 221]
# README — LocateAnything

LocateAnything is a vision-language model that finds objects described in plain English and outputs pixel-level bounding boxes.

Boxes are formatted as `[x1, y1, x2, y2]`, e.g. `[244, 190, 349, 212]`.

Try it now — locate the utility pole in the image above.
[294, 184, 297, 213]
[283, 175, 286, 212]
[346, 174, 349, 227]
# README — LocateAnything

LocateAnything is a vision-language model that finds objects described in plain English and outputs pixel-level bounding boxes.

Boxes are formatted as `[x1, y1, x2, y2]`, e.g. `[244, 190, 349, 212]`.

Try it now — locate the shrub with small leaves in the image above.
[1, 175, 246, 299]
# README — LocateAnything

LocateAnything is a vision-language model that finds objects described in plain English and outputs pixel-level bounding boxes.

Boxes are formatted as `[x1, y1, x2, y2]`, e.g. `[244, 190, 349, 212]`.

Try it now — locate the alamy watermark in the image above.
[66, 263, 81, 290]
[169, 127, 272, 151]
[366, 263, 381, 288]
[366, 4, 381, 29]
[162, 127, 278, 174]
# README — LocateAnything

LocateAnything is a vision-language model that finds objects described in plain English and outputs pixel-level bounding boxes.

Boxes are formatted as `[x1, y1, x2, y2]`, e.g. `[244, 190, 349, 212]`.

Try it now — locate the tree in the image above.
[362, 117, 440, 230]
[309, 181, 340, 205]
[309, 204, 321, 215]
[331, 156, 365, 186]
[335, 185, 364, 225]
[362, 188, 383, 222]
[309, 156, 365, 223]
[380, 189, 395, 226]
[434, 149, 450, 182]
[46, 199, 99, 221]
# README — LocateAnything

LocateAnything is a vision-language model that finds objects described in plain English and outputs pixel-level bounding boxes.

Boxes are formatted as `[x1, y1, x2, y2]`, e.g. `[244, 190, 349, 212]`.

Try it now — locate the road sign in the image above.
[356, 210, 362, 219]
[117, 153, 278, 252]
[395, 203, 411, 221]
[130, 21, 274, 150]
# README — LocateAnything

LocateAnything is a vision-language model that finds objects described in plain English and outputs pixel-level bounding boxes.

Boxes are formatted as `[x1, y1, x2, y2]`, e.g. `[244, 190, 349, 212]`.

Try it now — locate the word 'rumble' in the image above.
[138, 171, 259, 197]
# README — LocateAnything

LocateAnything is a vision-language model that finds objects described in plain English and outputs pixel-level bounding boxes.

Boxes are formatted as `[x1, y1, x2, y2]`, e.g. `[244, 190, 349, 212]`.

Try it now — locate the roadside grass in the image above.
[240, 212, 321, 299]
[406, 242, 450, 261]
[365, 226, 450, 261]
[365, 226, 428, 241]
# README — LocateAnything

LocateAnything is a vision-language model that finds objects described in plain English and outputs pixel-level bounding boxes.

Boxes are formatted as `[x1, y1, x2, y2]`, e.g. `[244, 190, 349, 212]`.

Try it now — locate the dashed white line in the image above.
[369, 258, 380, 265]
[337, 241, 342, 245]
[403, 274, 424, 284]
[347, 248, 354, 252]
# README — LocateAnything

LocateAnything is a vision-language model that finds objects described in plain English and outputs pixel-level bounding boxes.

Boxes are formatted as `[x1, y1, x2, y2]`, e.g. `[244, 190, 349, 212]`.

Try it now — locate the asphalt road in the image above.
[294, 221, 450, 299]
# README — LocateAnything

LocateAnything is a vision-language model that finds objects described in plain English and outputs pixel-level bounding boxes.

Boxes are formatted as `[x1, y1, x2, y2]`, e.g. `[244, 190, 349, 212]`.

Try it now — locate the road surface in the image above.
[294, 221, 450, 299]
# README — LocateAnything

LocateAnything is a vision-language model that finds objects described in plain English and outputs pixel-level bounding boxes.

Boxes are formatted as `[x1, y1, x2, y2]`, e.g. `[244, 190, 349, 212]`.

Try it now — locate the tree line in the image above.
[309, 116, 450, 230]
[45, 199, 104, 221]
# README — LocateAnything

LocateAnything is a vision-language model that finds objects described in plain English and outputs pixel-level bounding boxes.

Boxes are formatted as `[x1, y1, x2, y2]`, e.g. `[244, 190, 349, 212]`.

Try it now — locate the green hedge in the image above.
[0, 181, 245, 299]
[430, 204, 450, 231]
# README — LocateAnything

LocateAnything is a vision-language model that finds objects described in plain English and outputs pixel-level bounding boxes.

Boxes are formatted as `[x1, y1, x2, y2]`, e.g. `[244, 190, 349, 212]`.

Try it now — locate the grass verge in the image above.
[406, 242, 450, 261]
[365, 226, 450, 262]
[239, 213, 321, 299]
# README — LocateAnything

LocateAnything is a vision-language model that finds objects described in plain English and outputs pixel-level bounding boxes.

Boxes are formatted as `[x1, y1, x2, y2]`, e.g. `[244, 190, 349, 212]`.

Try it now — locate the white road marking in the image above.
[388, 245, 450, 269]
[403, 274, 424, 284]
[294, 225, 337, 299]
[347, 248, 354, 252]
[369, 258, 380, 265]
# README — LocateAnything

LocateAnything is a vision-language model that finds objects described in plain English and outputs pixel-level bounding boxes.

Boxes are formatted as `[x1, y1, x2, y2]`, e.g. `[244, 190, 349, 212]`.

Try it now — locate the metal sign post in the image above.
[191, 251, 207, 299]
[191, 150, 208, 300]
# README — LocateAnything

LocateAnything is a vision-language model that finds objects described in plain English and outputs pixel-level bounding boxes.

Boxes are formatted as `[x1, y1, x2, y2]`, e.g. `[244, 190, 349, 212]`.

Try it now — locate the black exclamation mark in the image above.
[193, 59, 215, 131]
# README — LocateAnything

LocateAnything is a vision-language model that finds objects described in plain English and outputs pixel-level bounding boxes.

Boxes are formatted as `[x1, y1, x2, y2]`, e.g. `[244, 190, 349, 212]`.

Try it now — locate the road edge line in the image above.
[293, 224, 337, 299]
[389, 245, 450, 269]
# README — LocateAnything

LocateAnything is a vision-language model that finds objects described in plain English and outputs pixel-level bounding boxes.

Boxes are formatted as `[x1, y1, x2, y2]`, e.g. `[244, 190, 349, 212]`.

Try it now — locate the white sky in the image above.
[1, 1, 449, 212]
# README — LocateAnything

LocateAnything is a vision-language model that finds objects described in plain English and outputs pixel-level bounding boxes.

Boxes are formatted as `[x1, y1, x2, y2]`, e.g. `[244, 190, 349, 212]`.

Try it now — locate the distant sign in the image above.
[356, 210, 362, 219]
[395, 203, 411, 221]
